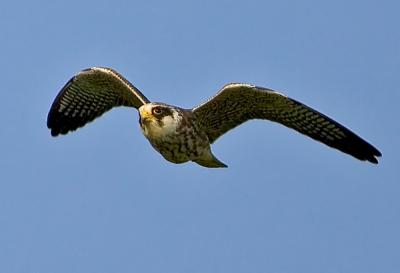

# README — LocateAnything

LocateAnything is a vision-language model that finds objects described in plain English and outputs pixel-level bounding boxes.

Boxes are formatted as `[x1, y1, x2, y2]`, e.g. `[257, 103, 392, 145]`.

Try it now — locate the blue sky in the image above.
[1, 0, 399, 272]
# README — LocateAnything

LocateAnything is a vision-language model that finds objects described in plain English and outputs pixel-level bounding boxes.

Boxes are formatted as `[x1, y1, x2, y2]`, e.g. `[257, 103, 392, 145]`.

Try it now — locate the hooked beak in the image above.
[139, 109, 153, 127]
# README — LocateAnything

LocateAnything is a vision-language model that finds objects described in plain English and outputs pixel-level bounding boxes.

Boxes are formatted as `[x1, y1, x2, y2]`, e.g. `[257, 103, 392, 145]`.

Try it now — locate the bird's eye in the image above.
[152, 107, 163, 115]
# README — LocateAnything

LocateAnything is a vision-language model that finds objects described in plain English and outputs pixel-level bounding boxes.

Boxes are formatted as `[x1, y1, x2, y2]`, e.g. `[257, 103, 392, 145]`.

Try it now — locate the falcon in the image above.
[47, 67, 381, 167]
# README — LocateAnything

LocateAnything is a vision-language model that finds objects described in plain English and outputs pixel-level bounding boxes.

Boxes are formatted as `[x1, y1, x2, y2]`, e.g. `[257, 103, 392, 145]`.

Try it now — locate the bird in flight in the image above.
[47, 67, 381, 167]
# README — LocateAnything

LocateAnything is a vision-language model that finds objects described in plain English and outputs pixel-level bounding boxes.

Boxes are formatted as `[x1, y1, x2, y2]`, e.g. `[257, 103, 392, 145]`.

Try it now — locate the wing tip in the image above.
[365, 149, 382, 164]
[48, 124, 76, 137]
[50, 129, 59, 137]
[366, 156, 379, 164]
[47, 120, 68, 137]
[47, 107, 81, 137]
[349, 142, 381, 164]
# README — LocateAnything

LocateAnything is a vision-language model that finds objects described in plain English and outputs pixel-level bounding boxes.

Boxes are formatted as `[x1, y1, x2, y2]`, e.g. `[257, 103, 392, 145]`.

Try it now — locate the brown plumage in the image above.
[47, 67, 381, 167]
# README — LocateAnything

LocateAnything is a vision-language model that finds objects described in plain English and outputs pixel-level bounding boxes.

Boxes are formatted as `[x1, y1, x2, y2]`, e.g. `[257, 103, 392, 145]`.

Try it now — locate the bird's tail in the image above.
[193, 151, 227, 168]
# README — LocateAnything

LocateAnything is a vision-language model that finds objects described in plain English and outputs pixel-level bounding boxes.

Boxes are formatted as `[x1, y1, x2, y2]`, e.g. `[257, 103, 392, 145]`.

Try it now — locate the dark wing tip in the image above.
[363, 152, 380, 164]
[50, 130, 59, 137]
[329, 129, 382, 164]
[369, 157, 378, 164]
[47, 102, 99, 137]
[47, 73, 98, 137]
[47, 108, 82, 137]
[47, 77, 75, 136]
[363, 146, 382, 164]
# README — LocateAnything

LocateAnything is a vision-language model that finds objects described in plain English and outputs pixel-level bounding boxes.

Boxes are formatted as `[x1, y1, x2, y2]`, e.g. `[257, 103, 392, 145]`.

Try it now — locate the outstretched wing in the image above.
[47, 67, 150, 136]
[192, 83, 381, 164]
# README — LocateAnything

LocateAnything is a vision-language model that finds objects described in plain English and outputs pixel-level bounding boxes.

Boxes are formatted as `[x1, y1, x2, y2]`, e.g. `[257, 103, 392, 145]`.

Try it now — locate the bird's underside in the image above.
[47, 67, 382, 167]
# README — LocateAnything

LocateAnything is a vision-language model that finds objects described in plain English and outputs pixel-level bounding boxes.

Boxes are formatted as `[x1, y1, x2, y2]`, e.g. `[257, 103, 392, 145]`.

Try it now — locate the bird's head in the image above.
[138, 103, 182, 139]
